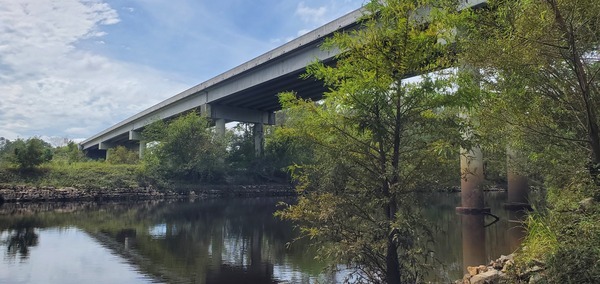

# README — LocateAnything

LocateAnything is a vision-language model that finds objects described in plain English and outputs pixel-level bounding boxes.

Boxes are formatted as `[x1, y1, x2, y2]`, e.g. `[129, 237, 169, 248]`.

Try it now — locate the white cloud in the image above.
[0, 0, 187, 140]
[295, 2, 328, 24]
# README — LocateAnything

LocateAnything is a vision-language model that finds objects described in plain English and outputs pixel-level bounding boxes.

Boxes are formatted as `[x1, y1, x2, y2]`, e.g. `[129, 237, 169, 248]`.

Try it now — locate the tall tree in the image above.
[460, 1, 600, 282]
[461, 0, 600, 189]
[142, 112, 227, 185]
[278, 1, 469, 282]
[10, 138, 53, 170]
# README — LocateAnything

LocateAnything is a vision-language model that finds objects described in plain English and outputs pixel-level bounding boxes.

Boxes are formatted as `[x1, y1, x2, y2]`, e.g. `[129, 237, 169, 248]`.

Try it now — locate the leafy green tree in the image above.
[460, 0, 600, 282]
[277, 1, 469, 282]
[0, 137, 13, 164]
[52, 141, 87, 164]
[10, 138, 53, 170]
[462, 0, 600, 188]
[142, 112, 227, 185]
[226, 123, 256, 177]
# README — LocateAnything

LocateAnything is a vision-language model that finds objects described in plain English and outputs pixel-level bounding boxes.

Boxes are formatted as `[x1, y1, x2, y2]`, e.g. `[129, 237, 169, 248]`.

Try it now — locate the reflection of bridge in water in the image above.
[88, 228, 278, 284]
[81, 199, 324, 284]
[0, 194, 529, 283]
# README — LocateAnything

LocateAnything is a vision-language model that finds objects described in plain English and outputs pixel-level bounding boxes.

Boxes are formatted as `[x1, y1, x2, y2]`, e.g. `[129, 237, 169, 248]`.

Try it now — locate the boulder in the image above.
[467, 266, 479, 276]
[470, 269, 500, 284]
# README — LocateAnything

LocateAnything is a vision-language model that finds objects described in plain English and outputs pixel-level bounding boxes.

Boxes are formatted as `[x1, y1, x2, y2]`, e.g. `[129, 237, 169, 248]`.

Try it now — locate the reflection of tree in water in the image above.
[2, 227, 39, 260]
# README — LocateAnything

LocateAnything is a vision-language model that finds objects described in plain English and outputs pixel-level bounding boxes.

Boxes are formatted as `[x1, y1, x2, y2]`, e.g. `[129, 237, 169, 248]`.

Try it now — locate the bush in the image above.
[52, 141, 87, 164]
[11, 138, 53, 170]
[106, 146, 139, 164]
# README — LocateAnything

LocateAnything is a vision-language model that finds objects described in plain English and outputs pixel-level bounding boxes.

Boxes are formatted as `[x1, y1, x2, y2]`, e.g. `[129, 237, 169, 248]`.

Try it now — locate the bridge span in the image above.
[80, 8, 364, 158]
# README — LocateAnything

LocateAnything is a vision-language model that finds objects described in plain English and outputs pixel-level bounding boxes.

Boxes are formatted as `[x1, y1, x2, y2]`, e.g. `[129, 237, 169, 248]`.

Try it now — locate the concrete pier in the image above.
[457, 146, 489, 214]
[253, 123, 264, 157]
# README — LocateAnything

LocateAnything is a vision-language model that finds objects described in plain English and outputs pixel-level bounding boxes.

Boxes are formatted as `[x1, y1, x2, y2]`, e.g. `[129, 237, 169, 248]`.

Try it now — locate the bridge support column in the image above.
[457, 146, 488, 214]
[505, 147, 530, 210]
[138, 142, 146, 159]
[253, 123, 264, 157]
[129, 131, 146, 159]
[215, 118, 226, 136]
[98, 141, 114, 160]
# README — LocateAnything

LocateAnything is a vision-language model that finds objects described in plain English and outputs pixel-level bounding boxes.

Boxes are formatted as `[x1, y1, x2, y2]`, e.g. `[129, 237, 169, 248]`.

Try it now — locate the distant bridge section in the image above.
[80, 8, 364, 158]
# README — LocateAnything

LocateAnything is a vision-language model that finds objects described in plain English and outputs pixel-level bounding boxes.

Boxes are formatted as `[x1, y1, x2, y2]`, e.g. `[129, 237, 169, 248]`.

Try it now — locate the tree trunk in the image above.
[385, 199, 401, 284]
[547, 0, 600, 183]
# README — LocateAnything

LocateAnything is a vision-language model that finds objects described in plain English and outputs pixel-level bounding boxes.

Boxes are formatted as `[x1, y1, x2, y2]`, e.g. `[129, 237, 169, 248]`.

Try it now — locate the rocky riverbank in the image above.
[0, 184, 295, 203]
[458, 254, 546, 284]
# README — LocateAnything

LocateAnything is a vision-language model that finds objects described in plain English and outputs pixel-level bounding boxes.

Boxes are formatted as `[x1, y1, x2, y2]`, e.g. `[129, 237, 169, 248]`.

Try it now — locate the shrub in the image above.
[11, 138, 53, 170]
[106, 146, 139, 165]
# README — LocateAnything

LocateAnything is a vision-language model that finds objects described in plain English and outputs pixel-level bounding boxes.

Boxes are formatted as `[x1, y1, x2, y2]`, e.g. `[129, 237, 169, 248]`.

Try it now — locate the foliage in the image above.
[226, 122, 316, 184]
[106, 145, 139, 165]
[277, 0, 470, 283]
[142, 112, 227, 186]
[460, 0, 600, 281]
[0, 161, 143, 189]
[7, 138, 53, 170]
[52, 141, 88, 164]
[462, 0, 600, 188]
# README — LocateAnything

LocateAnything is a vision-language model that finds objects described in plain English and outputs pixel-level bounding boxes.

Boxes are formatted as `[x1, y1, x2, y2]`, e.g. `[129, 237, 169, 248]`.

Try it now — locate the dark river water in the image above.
[0, 192, 528, 283]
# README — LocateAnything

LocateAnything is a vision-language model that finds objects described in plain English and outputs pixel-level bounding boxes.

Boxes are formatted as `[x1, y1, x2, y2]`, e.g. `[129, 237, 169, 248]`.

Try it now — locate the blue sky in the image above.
[0, 0, 365, 144]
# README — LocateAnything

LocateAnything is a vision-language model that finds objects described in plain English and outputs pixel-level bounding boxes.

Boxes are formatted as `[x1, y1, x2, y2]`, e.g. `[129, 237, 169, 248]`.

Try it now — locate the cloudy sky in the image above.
[0, 0, 365, 143]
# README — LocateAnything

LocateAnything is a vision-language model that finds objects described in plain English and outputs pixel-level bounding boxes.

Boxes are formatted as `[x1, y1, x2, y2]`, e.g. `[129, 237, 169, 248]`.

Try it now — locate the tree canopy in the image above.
[277, 0, 472, 282]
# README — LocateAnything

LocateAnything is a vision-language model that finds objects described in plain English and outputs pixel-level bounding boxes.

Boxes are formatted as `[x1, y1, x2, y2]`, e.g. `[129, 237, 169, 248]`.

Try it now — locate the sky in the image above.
[0, 0, 365, 145]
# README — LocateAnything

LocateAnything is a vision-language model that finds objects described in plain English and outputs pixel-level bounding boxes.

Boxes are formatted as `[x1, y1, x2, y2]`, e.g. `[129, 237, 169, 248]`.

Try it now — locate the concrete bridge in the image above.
[80, 0, 488, 159]
[80, 8, 365, 158]
[80, 1, 530, 213]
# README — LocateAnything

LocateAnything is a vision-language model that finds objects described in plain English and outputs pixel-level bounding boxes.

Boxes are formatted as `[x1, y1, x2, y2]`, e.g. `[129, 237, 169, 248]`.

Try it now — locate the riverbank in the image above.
[0, 184, 295, 203]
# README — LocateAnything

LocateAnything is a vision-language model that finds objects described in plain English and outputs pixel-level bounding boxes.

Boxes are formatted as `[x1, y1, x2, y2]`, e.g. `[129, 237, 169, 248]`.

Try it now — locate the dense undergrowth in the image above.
[509, 172, 600, 283]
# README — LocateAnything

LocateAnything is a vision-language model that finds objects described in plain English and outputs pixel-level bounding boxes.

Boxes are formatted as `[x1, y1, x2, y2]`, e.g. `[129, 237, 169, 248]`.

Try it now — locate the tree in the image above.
[460, 0, 600, 282]
[461, 0, 600, 189]
[11, 138, 53, 170]
[277, 1, 469, 282]
[142, 112, 227, 185]
[52, 141, 87, 164]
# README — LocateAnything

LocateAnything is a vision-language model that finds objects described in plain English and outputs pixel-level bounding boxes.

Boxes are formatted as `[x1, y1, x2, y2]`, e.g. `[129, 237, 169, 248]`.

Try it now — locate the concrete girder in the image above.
[203, 104, 275, 125]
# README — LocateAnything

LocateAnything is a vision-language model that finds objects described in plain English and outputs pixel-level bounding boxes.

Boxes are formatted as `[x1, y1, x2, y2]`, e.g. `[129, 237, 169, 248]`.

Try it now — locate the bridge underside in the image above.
[82, 63, 332, 159]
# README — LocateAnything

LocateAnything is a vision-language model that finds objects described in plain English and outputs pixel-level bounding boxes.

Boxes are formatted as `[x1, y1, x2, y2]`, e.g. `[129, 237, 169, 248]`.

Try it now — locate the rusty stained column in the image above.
[505, 147, 530, 210]
[457, 146, 489, 214]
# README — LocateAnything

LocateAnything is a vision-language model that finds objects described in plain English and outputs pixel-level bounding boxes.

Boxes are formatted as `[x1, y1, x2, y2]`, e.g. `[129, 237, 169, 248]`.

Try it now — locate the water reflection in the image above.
[461, 214, 486, 272]
[2, 227, 39, 260]
[0, 193, 532, 283]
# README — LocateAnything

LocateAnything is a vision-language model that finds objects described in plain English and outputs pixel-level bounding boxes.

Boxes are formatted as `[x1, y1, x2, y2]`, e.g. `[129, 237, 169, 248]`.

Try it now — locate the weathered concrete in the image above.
[457, 147, 489, 213]
[253, 123, 264, 157]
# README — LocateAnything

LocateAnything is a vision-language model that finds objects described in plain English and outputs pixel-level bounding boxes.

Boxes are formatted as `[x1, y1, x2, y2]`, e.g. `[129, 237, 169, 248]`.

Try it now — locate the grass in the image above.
[0, 161, 145, 189]
[510, 176, 600, 283]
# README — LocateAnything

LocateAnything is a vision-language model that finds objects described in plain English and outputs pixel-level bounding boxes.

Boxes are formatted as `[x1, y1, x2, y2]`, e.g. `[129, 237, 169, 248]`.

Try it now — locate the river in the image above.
[0, 192, 529, 283]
